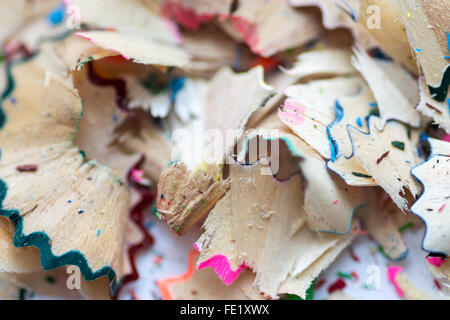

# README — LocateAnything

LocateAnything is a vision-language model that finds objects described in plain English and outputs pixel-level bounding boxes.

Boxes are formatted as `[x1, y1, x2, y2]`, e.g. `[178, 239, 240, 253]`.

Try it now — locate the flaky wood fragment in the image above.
[241, 112, 366, 235]
[158, 250, 265, 300]
[389, 267, 434, 300]
[182, 26, 254, 76]
[346, 117, 421, 211]
[0, 0, 59, 43]
[411, 141, 450, 256]
[416, 76, 450, 134]
[196, 159, 355, 298]
[282, 76, 362, 160]
[0, 217, 41, 273]
[59, 34, 118, 71]
[352, 47, 420, 128]
[396, 272, 433, 300]
[70, 0, 179, 44]
[427, 258, 450, 295]
[358, 0, 418, 74]
[0, 44, 130, 291]
[290, 0, 359, 30]
[222, 0, 323, 57]
[205, 66, 275, 160]
[157, 162, 229, 235]
[75, 31, 190, 68]
[151, 0, 234, 18]
[358, 189, 408, 261]
[283, 48, 356, 78]
[399, 0, 449, 100]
